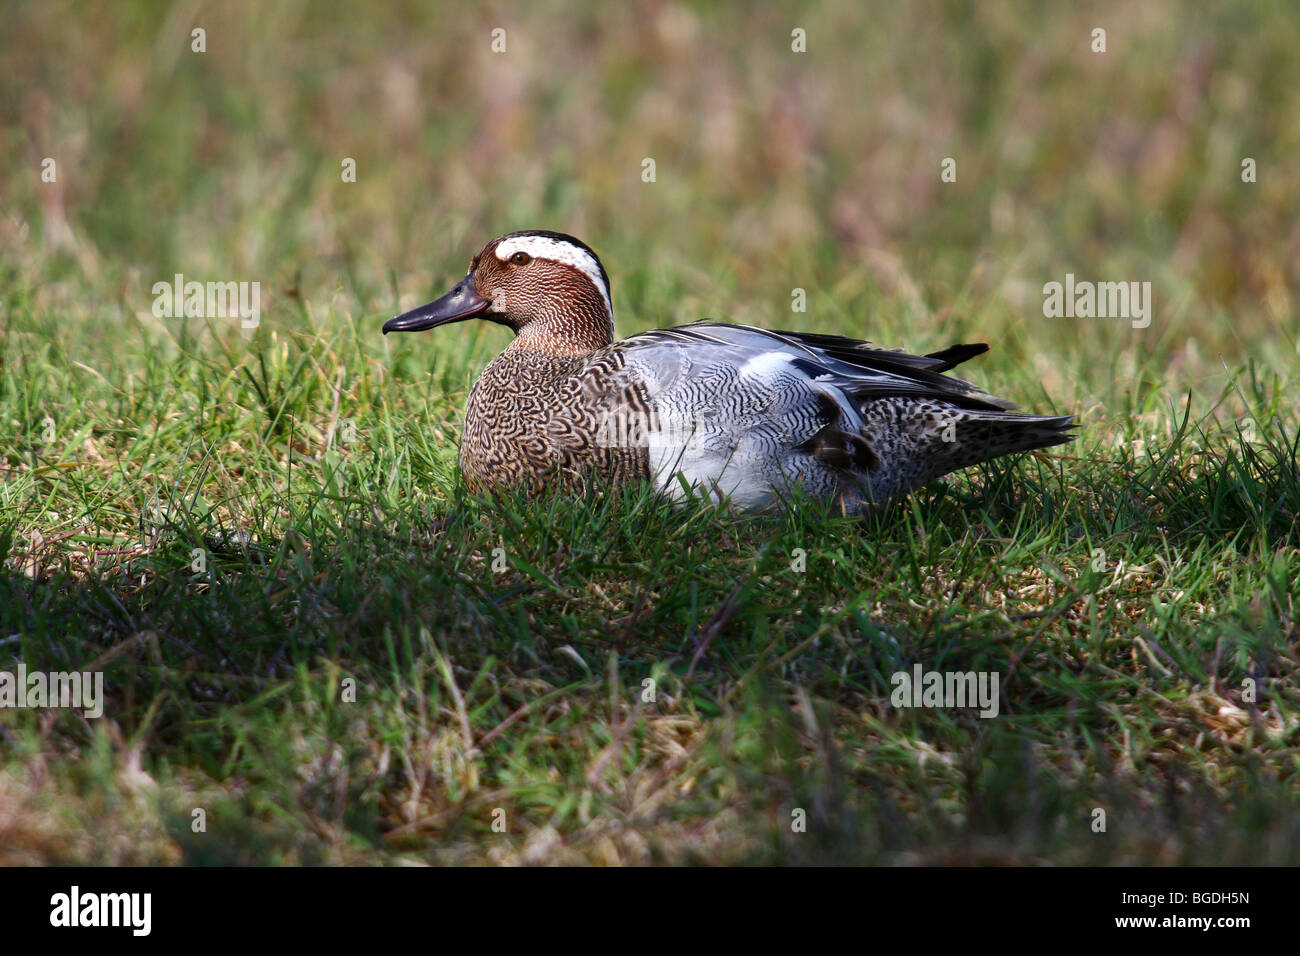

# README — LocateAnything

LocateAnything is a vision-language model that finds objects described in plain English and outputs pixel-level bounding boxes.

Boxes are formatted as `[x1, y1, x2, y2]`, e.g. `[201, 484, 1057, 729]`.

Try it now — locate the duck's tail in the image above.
[927, 409, 1076, 479]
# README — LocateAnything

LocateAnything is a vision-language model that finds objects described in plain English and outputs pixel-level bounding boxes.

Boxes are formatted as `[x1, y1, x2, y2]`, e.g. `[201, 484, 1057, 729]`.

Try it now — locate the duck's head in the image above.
[383, 230, 614, 355]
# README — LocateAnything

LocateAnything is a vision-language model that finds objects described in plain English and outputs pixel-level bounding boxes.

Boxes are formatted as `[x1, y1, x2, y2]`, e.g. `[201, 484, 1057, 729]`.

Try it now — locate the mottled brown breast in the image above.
[458, 343, 653, 495]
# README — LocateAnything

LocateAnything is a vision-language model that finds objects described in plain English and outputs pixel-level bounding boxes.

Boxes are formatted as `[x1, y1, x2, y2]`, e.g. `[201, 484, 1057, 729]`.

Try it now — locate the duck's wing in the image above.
[597, 321, 1071, 510]
[620, 321, 1015, 411]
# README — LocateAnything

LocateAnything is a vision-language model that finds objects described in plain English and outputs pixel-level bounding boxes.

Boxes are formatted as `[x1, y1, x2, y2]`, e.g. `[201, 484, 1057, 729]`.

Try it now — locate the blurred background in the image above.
[2, 0, 1297, 415]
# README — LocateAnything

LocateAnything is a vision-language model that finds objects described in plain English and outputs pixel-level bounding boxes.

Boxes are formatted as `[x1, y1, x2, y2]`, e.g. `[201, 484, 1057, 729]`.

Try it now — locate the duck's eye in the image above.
[510, 251, 531, 266]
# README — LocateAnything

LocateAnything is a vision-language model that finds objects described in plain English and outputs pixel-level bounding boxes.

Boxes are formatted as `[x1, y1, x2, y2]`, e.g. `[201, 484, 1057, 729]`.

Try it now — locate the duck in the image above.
[383, 230, 1074, 513]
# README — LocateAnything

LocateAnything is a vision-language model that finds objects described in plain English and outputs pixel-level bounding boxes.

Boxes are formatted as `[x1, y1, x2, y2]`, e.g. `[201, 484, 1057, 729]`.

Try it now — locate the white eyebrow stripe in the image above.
[494, 236, 613, 318]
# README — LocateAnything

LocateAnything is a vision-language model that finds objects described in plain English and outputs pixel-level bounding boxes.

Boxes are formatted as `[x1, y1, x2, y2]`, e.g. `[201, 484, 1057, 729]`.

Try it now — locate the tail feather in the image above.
[923, 343, 989, 372]
[938, 411, 1076, 476]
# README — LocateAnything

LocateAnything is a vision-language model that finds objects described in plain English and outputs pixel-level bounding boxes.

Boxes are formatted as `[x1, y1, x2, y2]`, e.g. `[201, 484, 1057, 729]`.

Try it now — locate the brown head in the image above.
[383, 230, 615, 355]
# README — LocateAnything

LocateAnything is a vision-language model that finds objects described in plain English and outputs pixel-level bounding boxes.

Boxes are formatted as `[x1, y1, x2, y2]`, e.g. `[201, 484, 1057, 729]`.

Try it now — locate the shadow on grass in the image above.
[1, 441, 1297, 864]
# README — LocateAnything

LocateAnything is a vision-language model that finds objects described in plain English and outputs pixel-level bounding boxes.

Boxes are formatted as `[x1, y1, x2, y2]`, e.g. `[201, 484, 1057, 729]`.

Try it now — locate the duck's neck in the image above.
[510, 291, 614, 356]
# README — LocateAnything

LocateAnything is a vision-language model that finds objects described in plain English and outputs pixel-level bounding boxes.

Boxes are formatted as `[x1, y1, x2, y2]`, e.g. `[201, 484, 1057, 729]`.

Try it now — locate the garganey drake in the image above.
[384, 230, 1074, 513]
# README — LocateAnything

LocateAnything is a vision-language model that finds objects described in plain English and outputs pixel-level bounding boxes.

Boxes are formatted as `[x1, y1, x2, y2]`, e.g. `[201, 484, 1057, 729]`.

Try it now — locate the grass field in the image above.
[2, 1, 1298, 864]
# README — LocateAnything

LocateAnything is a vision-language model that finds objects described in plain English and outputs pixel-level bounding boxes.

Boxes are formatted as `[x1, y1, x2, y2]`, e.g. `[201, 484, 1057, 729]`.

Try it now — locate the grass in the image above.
[1, 0, 1299, 865]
